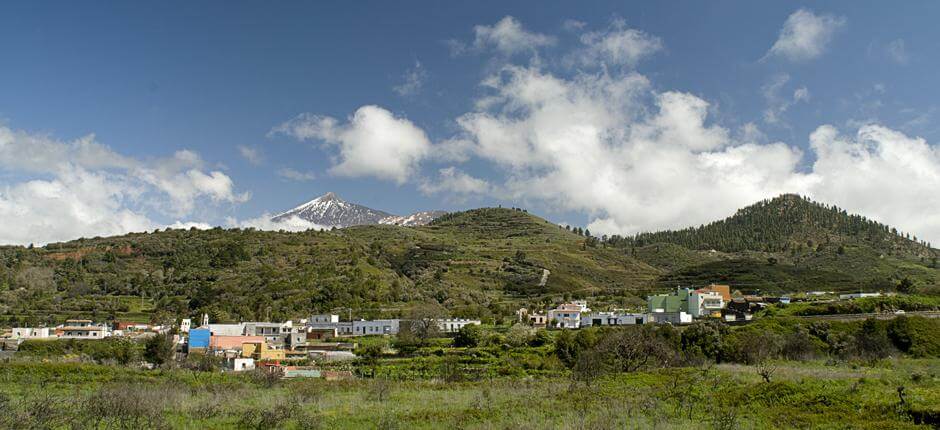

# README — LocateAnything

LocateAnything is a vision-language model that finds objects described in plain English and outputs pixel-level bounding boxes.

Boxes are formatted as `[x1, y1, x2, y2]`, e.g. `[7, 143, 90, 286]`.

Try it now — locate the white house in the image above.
[308, 314, 340, 325]
[11, 327, 54, 340]
[580, 312, 648, 327]
[349, 319, 401, 336]
[437, 319, 481, 333]
[689, 290, 725, 318]
[57, 320, 110, 339]
[226, 357, 255, 372]
[548, 301, 591, 329]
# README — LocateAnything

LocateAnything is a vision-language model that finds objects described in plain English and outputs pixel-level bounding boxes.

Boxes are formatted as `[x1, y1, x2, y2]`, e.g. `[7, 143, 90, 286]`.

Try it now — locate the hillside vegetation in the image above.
[0, 208, 659, 326]
[616, 195, 940, 293]
[1, 197, 938, 326]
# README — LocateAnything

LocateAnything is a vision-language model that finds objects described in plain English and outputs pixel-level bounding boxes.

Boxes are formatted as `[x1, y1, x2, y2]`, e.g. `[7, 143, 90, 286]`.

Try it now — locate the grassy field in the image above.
[1, 359, 939, 429]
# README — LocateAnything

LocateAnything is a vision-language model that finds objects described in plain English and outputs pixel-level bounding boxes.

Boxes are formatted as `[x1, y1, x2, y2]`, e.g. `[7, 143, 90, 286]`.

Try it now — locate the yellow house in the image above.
[241, 341, 286, 360]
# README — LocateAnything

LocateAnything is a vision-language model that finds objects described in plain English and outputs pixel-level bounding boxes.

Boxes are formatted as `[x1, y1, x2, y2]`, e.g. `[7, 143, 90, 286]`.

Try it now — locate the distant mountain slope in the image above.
[272, 192, 445, 227]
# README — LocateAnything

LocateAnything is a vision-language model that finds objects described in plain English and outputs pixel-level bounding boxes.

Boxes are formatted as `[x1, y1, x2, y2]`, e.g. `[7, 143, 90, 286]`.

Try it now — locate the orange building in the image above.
[209, 335, 265, 351]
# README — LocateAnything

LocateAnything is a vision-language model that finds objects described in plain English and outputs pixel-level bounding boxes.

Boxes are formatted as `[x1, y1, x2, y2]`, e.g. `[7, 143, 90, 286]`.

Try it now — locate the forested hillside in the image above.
[614, 194, 935, 259]
[612, 195, 940, 293]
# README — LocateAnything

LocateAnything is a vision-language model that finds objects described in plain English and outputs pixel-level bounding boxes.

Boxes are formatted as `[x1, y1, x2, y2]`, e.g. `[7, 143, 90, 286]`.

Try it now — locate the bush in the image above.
[144, 333, 175, 367]
[453, 324, 483, 348]
[680, 321, 726, 362]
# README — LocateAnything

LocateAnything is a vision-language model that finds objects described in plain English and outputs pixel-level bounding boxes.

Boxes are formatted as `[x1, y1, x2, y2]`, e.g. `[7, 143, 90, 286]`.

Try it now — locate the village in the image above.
[3, 283, 881, 378]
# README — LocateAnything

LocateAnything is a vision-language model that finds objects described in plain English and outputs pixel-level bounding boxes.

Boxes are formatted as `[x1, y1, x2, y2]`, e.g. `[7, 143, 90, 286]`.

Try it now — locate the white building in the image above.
[11, 327, 54, 340]
[226, 357, 255, 372]
[651, 312, 693, 324]
[205, 323, 247, 337]
[58, 320, 110, 339]
[580, 312, 648, 327]
[309, 314, 340, 325]
[689, 290, 725, 318]
[437, 319, 481, 333]
[839, 292, 882, 300]
[548, 301, 591, 329]
[180, 318, 192, 333]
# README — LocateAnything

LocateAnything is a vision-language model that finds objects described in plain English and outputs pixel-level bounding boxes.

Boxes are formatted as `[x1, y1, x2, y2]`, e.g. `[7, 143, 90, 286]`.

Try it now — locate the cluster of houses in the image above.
[518, 284, 791, 328]
[8, 319, 166, 342]
[182, 314, 481, 372]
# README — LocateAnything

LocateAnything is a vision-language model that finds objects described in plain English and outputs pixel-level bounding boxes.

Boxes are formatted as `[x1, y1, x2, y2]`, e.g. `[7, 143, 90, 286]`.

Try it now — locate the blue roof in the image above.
[189, 328, 210, 349]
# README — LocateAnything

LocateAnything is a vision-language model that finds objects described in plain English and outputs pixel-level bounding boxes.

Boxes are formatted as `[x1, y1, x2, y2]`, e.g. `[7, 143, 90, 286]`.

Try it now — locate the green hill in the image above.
[0, 208, 659, 326]
[616, 195, 940, 293]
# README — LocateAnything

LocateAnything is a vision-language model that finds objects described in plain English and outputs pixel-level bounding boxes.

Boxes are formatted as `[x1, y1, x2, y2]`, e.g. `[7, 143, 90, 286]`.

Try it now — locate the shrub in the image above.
[453, 324, 483, 348]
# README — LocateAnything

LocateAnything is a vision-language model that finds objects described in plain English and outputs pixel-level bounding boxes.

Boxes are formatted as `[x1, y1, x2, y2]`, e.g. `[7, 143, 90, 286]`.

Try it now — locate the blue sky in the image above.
[1, 1, 939, 245]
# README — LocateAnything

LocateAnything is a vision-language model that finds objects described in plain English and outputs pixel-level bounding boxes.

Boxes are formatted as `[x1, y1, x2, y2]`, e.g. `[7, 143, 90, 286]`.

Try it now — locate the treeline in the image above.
[603, 194, 935, 258]
[554, 316, 940, 383]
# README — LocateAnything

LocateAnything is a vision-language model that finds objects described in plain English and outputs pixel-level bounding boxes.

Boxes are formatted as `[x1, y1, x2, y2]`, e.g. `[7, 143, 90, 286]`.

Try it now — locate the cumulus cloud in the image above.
[807, 124, 940, 243]
[449, 64, 811, 236]
[237, 145, 264, 165]
[393, 60, 428, 97]
[574, 19, 663, 67]
[465, 16, 556, 56]
[276, 168, 316, 182]
[419, 167, 490, 196]
[271, 106, 431, 184]
[442, 59, 940, 243]
[0, 125, 248, 245]
[765, 9, 845, 62]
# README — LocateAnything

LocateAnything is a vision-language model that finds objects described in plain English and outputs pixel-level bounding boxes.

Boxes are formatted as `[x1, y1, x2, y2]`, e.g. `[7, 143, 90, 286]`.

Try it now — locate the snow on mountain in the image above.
[379, 210, 448, 227]
[271, 192, 444, 228]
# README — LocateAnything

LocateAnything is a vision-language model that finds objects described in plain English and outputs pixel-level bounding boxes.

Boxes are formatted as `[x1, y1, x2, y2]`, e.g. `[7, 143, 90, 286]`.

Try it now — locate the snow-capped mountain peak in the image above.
[271, 192, 445, 228]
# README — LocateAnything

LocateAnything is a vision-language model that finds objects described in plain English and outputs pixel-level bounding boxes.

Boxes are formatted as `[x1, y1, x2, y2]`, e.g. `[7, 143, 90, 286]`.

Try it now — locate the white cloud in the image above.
[807, 124, 940, 244]
[393, 60, 428, 97]
[562, 19, 586, 32]
[762, 74, 810, 125]
[885, 39, 910, 65]
[765, 9, 845, 62]
[166, 221, 213, 230]
[0, 166, 155, 245]
[574, 19, 663, 67]
[471, 16, 555, 55]
[419, 167, 490, 196]
[450, 65, 811, 236]
[272, 106, 431, 184]
[0, 125, 248, 245]
[443, 58, 940, 243]
[237, 145, 264, 165]
[276, 168, 316, 182]
[230, 214, 328, 232]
